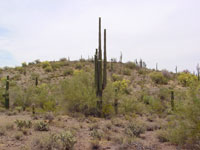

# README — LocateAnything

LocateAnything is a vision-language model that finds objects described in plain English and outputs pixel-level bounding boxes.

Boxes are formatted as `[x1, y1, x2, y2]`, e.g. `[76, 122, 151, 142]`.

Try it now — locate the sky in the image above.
[0, 0, 200, 72]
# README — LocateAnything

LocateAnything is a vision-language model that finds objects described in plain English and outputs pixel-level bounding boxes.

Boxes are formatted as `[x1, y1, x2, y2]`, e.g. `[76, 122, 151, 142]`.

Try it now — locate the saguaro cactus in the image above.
[4, 76, 10, 109]
[35, 77, 38, 86]
[103, 29, 107, 90]
[32, 103, 35, 114]
[171, 90, 174, 111]
[196, 64, 200, 81]
[175, 66, 178, 74]
[94, 17, 107, 116]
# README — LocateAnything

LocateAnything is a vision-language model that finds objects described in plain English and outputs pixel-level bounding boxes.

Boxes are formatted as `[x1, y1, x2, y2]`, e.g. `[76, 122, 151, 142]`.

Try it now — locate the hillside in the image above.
[0, 58, 199, 150]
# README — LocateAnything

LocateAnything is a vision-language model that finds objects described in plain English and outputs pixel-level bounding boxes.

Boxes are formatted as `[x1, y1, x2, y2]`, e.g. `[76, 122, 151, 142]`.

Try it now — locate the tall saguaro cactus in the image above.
[94, 17, 107, 116]
[171, 90, 174, 111]
[103, 29, 107, 89]
[4, 76, 10, 109]
[35, 77, 38, 87]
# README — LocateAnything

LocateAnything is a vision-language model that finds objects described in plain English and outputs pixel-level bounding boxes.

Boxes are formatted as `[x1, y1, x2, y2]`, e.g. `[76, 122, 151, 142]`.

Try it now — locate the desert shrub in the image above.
[35, 59, 41, 64]
[149, 98, 165, 114]
[120, 96, 146, 115]
[41, 61, 51, 68]
[32, 130, 76, 150]
[31, 73, 39, 80]
[0, 126, 6, 136]
[14, 132, 23, 140]
[161, 84, 200, 147]
[75, 63, 82, 70]
[15, 120, 32, 130]
[123, 68, 131, 76]
[138, 69, 147, 75]
[112, 79, 130, 94]
[149, 72, 168, 84]
[61, 71, 97, 115]
[15, 66, 25, 74]
[125, 121, 145, 137]
[11, 86, 34, 109]
[162, 69, 173, 80]
[33, 84, 57, 111]
[90, 129, 102, 140]
[44, 112, 54, 123]
[34, 121, 49, 131]
[63, 68, 73, 76]
[60, 57, 67, 61]
[112, 74, 123, 81]
[59, 130, 77, 149]
[102, 83, 115, 117]
[178, 72, 197, 87]
[22, 62, 27, 67]
[44, 66, 53, 72]
[158, 88, 170, 101]
[125, 61, 137, 69]
[28, 62, 35, 65]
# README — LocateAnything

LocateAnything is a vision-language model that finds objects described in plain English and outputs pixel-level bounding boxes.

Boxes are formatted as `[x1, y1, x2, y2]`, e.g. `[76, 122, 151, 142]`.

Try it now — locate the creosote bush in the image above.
[149, 72, 168, 84]
[178, 72, 197, 87]
[125, 61, 137, 69]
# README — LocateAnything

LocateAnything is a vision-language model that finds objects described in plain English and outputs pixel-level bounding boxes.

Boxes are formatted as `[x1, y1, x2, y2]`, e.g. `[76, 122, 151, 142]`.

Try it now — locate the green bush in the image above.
[61, 71, 97, 115]
[21, 62, 27, 67]
[112, 74, 123, 82]
[112, 79, 130, 94]
[75, 63, 82, 70]
[63, 68, 73, 76]
[123, 68, 131, 76]
[160, 84, 200, 148]
[125, 61, 137, 69]
[125, 121, 145, 137]
[178, 72, 197, 87]
[33, 130, 76, 150]
[44, 65, 53, 72]
[149, 72, 168, 84]
[41, 61, 51, 68]
[34, 121, 49, 131]
[15, 120, 32, 130]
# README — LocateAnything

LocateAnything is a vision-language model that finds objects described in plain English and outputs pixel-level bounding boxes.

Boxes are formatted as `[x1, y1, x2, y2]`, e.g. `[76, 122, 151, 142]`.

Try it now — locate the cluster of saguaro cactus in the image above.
[94, 17, 107, 115]
[3, 76, 10, 109]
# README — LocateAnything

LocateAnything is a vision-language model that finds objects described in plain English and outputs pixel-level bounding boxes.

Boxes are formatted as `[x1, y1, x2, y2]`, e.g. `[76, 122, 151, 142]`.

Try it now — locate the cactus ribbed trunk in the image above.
[35, 77, 38, 87]
[103, 29, 107, 90]
[171, 91, 174, 111]
[94, 17, 108, 117]
[5, 76, 9, 109]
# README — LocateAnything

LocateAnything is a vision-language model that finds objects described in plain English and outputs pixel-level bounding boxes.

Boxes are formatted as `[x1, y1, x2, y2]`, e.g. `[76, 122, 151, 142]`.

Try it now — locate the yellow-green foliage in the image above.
[161, 83, 200, 147]
[112, 74, 123, 81]
[149, 72, 168, 84]
[125, 61, 137, 69]
[73, 69, 83, 76]
[61, 71, 97, 115]
[178, 72, 197, 87]
[21, 62, 27, 67]
[112, 79, 130, 94]
[41, 61, 51, 68]
[15, 66, 25, 74]
[41, 61, 53, 72]
[123, 68, 131, 76]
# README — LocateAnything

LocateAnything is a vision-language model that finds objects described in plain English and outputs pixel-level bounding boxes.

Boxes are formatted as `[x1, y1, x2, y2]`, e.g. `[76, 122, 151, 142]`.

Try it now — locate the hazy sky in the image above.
[0, 0, 200, 72]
